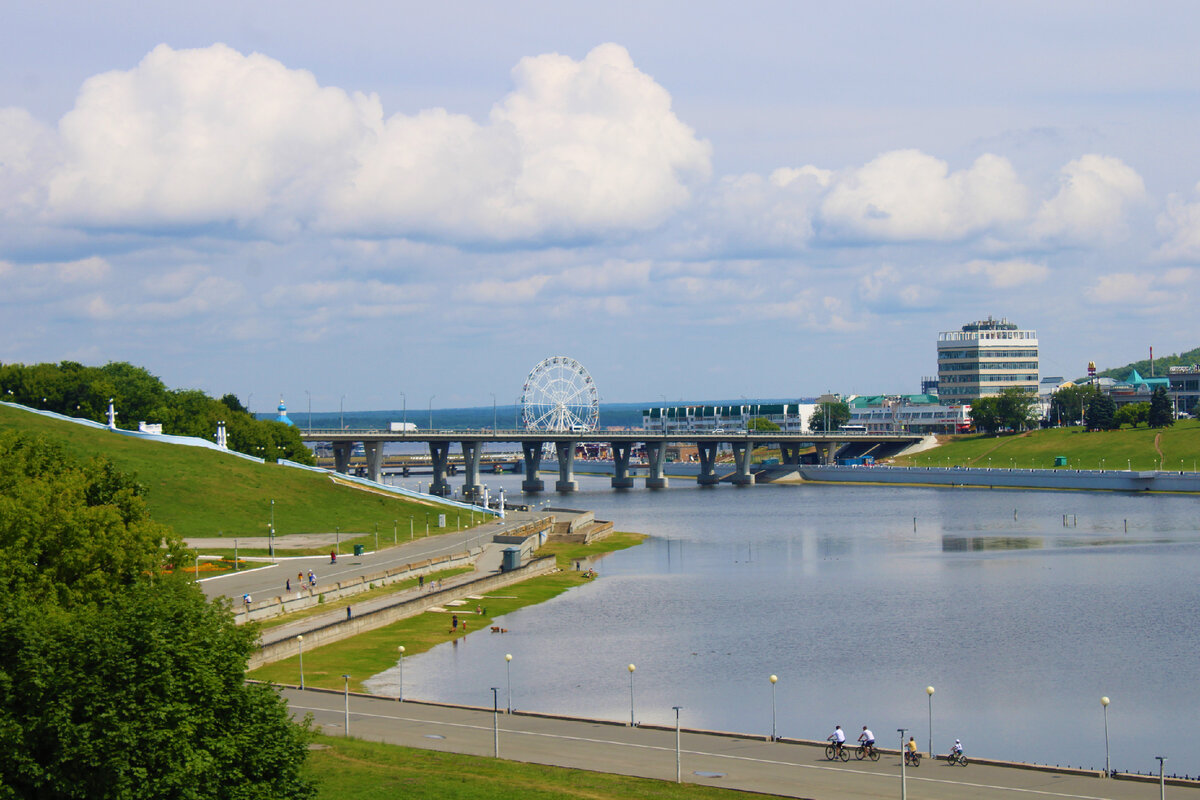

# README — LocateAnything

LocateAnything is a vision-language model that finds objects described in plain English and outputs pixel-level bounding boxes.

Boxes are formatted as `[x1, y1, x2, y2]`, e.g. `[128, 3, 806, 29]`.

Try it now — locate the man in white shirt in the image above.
[829, 725, 846, 754]
[859, 726, 876, 754]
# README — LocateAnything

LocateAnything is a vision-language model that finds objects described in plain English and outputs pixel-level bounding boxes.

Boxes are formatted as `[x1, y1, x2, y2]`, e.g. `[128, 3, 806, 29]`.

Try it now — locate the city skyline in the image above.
[2, 2, 1198, 410]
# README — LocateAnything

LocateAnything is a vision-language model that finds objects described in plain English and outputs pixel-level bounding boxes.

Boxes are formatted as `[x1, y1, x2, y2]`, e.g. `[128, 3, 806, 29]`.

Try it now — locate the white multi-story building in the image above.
[937, 317, 1039, 404]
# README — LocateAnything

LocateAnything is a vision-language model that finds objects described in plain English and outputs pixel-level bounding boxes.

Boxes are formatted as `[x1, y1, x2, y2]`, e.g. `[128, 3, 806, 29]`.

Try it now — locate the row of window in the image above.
[939, 374, 1039, 384]
[938, 349, 1039, 360]
[940, 362, 1039, 371]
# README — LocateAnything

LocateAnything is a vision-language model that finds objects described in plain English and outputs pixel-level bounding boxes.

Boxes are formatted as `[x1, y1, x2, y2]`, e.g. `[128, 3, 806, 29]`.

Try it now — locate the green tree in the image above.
[1085, 394, 1118, 431]
[1050, 384, 1099, 426]
[969, 397, 1001, 434]
[746, 416, 781, 432]
[996, 387, 1036, 432]
[0, 432, 314, 799]
[808, 402, 850, 433]
[1149, 387, 1174, 428]
[1115, 402, 1150, 428]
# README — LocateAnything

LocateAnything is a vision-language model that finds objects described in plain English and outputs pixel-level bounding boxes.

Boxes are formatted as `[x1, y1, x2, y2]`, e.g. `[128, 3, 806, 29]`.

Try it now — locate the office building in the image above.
[936, 317, 1039, 404]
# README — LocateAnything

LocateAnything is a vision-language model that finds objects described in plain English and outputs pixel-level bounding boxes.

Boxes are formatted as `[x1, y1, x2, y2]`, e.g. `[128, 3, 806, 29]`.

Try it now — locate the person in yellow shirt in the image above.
[905, 736, 920, 766]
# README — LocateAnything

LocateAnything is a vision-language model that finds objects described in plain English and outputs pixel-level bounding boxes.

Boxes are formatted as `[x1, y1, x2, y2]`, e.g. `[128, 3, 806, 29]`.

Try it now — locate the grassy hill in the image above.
[1094, 345, 1200, 381]
[0, 403, 468, 543]
[894, 419, 1200, 471]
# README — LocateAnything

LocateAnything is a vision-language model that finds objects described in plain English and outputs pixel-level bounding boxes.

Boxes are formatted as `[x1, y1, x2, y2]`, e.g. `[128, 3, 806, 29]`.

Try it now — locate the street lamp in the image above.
[297, 635, 305, 689]
[1156, 756, 1166, 800]
[342, 674, 351, 735]
[491, 392, 497, 431]
[491, 687, 500, 757]
[400, 392, 406, 429]
[628, 664, 636, 726]
[1101, 696, 1111, 776]
[898, 727, 909, 800]
[673, 706, 683, 783]
[339, 395, 345, 430]
[429, 395, 436, 430]
[397, 646, 405, 701]
[505, 653, 513, 712]
[305, 389, 311, 433]
[769, 675, 778, 741]
[926, 686, 935, 757]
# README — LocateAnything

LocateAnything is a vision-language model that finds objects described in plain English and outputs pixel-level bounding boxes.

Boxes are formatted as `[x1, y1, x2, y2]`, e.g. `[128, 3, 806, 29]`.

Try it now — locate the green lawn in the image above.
[0, 403, 475, 541]
[305, 734, 758, 800]
[894, 419, 1200, 472]
[249, 533, 645, 692]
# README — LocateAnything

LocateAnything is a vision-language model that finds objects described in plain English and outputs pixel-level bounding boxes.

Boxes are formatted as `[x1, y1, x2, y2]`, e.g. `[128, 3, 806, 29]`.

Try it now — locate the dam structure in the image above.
[300, 428, 923, 496]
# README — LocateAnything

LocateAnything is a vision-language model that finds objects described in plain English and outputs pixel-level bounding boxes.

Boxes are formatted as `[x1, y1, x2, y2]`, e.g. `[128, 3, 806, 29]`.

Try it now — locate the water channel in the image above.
[365, 472, 1200, 776]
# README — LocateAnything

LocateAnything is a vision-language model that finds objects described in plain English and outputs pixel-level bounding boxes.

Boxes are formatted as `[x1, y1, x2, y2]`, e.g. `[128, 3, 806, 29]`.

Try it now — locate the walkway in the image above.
[281, 688, 1191, 800]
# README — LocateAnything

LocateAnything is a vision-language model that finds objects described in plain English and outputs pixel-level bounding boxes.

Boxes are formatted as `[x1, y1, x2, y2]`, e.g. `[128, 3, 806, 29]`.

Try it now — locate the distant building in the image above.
[274, 397, 295, 426]
[1168, 366, 1200, 415]
[642, 402, 818, 433]
[847, 394, 970, 434]
[936, 316, 1039, 404]
[1108, 368, 1169, 408]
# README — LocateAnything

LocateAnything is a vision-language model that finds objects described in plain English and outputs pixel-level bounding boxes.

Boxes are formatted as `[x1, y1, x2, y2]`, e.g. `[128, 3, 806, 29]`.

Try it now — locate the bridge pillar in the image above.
[644, 441, 669, 489]
[697, 443, 720, 486]
[363, 442, 384, 483]
[555, 441, 578, 492]
[333, 442, 354, 474]
[461, 441, 483, 500]
[428, 442, 452, 496]
[731, 442, 756, 486]
[780, 443, 802, 466]
[816, 442, 840, 465]
[611, 442, 634, 489]
[521, 442, 545, 493]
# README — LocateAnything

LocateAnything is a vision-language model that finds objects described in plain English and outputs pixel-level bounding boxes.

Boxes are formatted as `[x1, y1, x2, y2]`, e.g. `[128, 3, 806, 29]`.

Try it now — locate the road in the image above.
[196, 511, 545, 604]
[281, 688, 1189, 800]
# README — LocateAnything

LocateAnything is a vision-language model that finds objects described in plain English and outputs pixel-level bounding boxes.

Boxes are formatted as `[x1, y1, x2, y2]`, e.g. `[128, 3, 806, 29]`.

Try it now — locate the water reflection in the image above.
[941, 535, 1043, 551]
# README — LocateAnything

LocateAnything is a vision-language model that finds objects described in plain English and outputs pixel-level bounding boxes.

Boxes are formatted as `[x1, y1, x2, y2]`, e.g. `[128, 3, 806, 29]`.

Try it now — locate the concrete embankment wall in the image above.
[796, 465, 1200, 493]
[239, 549, 480, 625]
[249, 556, 558, 669]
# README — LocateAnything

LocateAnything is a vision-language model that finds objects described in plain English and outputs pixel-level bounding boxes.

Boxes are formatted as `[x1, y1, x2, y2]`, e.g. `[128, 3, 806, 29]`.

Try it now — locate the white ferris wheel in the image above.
[521, 356, 600, 432]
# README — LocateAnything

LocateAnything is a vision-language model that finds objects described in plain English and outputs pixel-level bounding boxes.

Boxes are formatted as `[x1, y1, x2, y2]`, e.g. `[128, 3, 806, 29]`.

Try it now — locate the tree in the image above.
[996, 387, 1036, 432]
[1085, 394, 1118, 431]
[1050, 384, 1099, 426]
[746, 416, 781, 432]
[969, 397, 1001, 434]
[1115, 402, 1149, 428]
[0, 432, 314, 799]
[808, 402, 850, 433]
[1149, 387, 1174, 428]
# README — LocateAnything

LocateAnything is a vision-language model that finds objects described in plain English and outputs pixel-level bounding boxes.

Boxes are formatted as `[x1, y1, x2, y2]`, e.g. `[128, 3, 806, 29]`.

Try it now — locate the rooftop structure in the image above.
[937, 316, 1038, 404]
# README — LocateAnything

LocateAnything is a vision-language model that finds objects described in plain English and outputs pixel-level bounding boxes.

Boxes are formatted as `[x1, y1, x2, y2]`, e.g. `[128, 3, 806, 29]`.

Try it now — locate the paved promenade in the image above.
[281, 688, 1194, 800]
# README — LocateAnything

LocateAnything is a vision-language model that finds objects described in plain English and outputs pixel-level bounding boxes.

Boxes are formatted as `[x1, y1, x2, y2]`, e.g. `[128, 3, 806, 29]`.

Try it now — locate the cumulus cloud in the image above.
[816, 150, 1028, 242]
[1031, 154, 1146, 243]
[688, 167, 829, 254]
[857, 264, 939, 309]
[1156, 183, 1200, 261]
[1084, 270, 1187, 308]
[962, 258, 1049, 288]
[35, 42, 710, 243]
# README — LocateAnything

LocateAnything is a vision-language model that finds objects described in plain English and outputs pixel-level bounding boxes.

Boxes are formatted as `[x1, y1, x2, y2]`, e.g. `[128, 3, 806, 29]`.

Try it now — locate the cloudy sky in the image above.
[2, 1, 1198, 410]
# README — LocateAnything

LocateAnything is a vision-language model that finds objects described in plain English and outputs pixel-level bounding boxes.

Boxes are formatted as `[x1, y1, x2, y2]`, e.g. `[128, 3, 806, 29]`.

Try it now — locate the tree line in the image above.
[1048, 384, 1177, 431]
[0, 431, 313, 798]
[0, 361, 313, 464]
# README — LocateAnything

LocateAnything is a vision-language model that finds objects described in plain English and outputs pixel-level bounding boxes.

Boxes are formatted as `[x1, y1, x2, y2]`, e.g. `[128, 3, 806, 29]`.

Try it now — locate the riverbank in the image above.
[789, 463, 1200, 492]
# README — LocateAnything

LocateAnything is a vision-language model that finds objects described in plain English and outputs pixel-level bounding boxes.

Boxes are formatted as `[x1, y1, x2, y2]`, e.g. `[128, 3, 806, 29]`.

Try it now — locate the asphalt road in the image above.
[197, 511, 544, 604]
[282, 688, 1191, 800]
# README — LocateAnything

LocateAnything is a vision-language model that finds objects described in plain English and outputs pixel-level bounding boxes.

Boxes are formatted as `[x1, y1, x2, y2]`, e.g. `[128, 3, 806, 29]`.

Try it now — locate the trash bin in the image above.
[353, 544, 365, 556]
[501, 546, 522, 572]
[1054, 456, 1068, 467]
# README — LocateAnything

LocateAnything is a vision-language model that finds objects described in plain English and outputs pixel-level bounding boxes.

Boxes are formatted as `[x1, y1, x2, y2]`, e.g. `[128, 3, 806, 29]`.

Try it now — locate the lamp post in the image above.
[305, 390, 311, 433]
[342, 674, 351, 735]
[396, 646, 405, 701]
[297, 635, 305, 689]
[194, 552, 200, 581]
[1156, 756, 1166, 800]
[339, 395, 345, 430]
[1101, 696, 1111, 776]
[269, 499, 275, 560]
[429, 395, 435, 430]
[505, 653, 513, 712]
[769, 675, 778, 741]
[491, 687, 500, 757]
[336, 526, 340, 556]
[898, 728, 909, 800]
[393, 519, 397, 545]
[926, 686, 935, 757]
[491, 392, 497, 431]
[400, 392, 406, 429]
[673, 706, 683, 783]
[628, 664, 636, 726]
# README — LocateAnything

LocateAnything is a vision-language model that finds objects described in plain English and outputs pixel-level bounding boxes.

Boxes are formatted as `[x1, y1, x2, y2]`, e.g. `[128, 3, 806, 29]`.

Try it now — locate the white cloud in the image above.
[1156, 183, 1200, 262]
[1032, 154, 1146, 243]
[817, 150, 1028, 242]
[962, 258, 1049, 288]
[1085, 272, 1171, 307]
[38, 43, 710, 244]
[857, 264, 939, 309]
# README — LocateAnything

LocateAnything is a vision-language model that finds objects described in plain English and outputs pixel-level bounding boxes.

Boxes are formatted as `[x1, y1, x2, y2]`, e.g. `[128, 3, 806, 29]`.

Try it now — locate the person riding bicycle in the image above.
[950, 739, 963, 758]
[858, 726, 876, 756]
[828, 725, 846, 755]
[906, 736, 918, 759]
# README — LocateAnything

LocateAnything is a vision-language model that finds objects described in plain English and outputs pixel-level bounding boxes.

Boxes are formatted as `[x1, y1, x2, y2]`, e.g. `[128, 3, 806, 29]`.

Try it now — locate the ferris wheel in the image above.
[521, 356, 600, 432]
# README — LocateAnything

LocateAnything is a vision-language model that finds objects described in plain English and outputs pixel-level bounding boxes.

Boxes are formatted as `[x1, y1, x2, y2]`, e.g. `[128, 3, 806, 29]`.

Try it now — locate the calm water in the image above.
[366, 474, 1200, 775]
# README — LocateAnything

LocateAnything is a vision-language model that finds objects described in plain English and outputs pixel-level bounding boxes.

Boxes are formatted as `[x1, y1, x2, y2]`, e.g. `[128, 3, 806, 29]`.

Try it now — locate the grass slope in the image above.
[306, 734, 759, 800]
[0, 403, 468, 541]
[894, 419, 1200, 471]
[249, 533, 646, 692]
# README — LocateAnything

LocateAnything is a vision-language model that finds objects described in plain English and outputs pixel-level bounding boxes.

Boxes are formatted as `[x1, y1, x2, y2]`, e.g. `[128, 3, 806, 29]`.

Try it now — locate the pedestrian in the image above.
[330, 549, 337, 564]
[452, 614, 458, 631]
[347, 606, 352, 620]
[297, 571, 303, 585]
[418, 575, 424, 590]
[286, 578, 291, 592]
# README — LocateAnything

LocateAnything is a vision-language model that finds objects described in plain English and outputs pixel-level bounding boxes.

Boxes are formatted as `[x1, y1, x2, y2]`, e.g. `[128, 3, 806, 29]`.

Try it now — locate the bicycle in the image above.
[824, 742, 850, 762]
[904, 750, 922, 767]
[855, 743, 881, 762]
[945, 751, 968, 767]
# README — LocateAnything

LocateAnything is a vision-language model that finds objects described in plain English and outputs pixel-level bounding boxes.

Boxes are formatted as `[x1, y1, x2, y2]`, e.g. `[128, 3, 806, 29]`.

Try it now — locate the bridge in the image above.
[300, 428, 924, 497]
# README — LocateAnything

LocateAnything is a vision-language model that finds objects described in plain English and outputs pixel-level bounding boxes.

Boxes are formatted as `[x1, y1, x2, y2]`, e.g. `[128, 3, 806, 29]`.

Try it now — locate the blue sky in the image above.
[2, 1, 1198, 410]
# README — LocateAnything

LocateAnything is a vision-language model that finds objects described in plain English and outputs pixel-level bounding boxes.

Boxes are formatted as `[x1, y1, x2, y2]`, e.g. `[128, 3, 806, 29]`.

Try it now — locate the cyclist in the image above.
[949, 739, 963, 760]
[828, 725, 846, 756]
[858, 726, 876, 757]
[905, 736, 919, 764]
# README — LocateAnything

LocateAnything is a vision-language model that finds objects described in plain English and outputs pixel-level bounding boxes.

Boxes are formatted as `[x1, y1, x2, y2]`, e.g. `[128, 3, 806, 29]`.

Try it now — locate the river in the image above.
[364, 472, 1200, 776]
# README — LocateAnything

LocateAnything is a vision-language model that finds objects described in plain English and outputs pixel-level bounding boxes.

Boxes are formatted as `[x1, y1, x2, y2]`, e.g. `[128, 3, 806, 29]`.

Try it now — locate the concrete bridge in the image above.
[300, 428, 923, 497]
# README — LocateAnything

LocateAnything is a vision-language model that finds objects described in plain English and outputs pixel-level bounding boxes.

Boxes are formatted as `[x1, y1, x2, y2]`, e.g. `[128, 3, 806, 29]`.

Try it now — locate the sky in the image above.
[2, 1, 1199, 411]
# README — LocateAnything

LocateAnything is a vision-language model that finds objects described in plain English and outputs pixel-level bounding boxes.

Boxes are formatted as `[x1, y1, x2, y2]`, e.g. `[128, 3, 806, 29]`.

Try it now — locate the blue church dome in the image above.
[274, 397, 294, 426]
